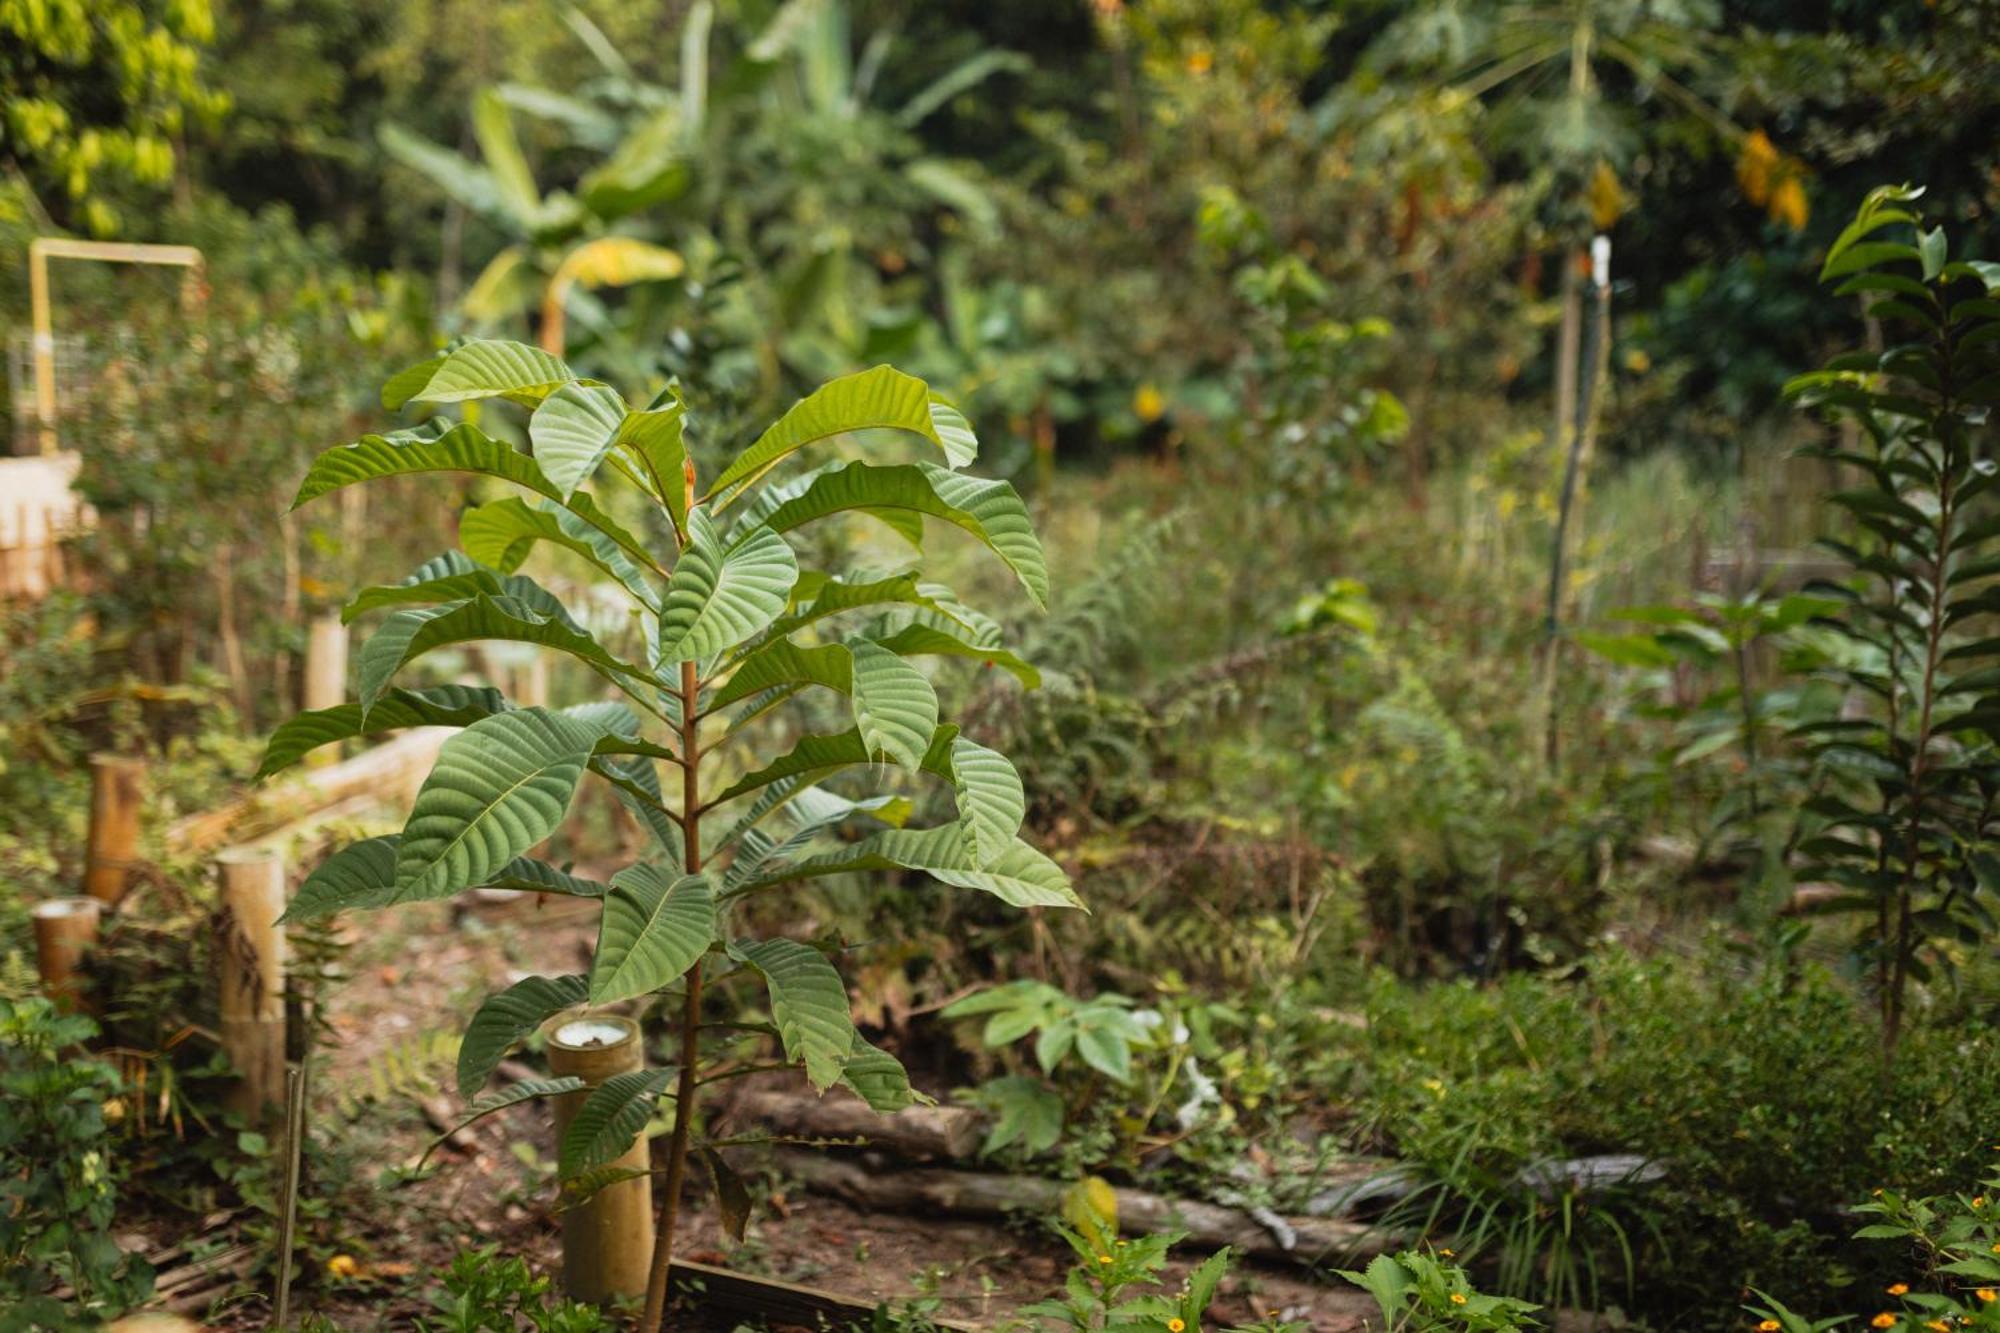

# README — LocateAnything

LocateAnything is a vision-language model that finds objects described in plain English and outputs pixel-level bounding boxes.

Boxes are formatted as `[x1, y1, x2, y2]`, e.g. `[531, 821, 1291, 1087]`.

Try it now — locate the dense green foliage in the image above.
[5, 1, 2000, 1328]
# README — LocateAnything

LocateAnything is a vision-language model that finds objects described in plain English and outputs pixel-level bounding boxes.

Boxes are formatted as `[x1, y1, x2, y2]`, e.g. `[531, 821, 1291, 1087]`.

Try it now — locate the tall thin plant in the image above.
[264, 340, 1076, 1326]
[1786, 184, 2000, 1054]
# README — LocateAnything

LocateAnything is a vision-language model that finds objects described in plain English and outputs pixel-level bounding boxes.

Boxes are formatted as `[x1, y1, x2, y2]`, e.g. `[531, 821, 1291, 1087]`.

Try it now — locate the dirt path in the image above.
[266, 893, 1382, 1330]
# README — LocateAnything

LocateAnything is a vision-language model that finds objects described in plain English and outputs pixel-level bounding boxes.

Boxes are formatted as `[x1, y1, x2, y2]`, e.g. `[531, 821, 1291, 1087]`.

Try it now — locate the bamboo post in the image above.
[33, 896, 102, 1011]
[84, 753, 146, 904]
[216, 846, 288, 1124]
[548, 1017, 655, 1305]
[510, 652, 550, 709]
[302, 614, 348, 767]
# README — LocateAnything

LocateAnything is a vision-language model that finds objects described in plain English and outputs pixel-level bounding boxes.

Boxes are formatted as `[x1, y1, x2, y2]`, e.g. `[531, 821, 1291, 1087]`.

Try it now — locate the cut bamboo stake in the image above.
[216, 846, 288, 1124]
[548, 1016, 655, 1306]
[273, 1062, 307, 1330]
[510, 652, 550, 708]
[84, 753, 146, 903]
[301, 615, 348, 767]
[32, 896, 101, 1010]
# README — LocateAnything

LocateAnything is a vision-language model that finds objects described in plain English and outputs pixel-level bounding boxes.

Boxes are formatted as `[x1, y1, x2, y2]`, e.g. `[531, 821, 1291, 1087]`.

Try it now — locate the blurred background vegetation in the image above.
[4, 0, 1999, 1327]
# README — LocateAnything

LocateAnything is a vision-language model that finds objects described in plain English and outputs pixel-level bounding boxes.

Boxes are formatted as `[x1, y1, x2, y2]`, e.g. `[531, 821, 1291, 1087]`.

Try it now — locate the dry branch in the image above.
[773, 1152, 1398, 1267]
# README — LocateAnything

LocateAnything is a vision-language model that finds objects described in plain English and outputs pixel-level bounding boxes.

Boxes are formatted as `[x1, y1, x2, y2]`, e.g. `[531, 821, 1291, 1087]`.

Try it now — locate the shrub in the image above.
[0, 997, 153, 1322]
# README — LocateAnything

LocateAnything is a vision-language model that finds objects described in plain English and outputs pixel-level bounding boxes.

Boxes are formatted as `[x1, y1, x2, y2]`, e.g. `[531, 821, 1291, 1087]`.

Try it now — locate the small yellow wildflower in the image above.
[1184, 49, 1213, 75]
[1870, 1315, 1897, 1330]
[1758, 1322, 1782, 1332]
[1133, 383, 1165, 423]
[1440, 1248, 1455, 1258]
[1450, 1293, 1468, 1306]
[1888, 1283, 1910, 1295]
[326, 1254, 360, 1278]
[1976, 1288, 1997, 1303]
[1098, 1254, 1113, 1265]
[1168, 1321, 1186, 1333]
[1926, 1322, 1950, 1333]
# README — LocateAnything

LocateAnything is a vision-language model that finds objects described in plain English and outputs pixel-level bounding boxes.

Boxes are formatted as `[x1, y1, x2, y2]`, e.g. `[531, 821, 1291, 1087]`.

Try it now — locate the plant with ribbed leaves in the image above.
[1784, 185, 2000, 1056]
[264, 338, 1074, 1327]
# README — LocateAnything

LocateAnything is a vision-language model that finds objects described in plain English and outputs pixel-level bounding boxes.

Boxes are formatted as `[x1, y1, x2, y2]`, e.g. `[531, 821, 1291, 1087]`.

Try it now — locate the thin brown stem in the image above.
[641, 467, 705, 1332]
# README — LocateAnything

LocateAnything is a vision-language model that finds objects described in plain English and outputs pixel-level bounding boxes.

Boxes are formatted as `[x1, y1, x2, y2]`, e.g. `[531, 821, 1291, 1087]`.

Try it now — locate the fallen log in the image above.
[731, 1089, 985, 1161]
[774, 1152, 1397, 1267]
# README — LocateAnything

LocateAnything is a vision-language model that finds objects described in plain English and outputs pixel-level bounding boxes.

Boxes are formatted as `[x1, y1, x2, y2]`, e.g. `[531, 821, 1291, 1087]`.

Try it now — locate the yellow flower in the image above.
[1098, 1254, 1113, 1265]
[1870, 1315, 1897, 1330]
[1450, 1293, 1468, 1306]
[1769, 176, 1810, 233]
[326, 1254, 360, 1278]
[1888, 1283, 1910, 1295]
[1926, 1322, 1950, 1333]
[1975, 1288, 1997, 1303]
[1758, 1322, 1782, 1332]
[1440, 1248, 1455, 1258]
[1133, 383, 1165, 423]
[1185, 49, 1213, 75]
[1168, 1321, 1187, 1333]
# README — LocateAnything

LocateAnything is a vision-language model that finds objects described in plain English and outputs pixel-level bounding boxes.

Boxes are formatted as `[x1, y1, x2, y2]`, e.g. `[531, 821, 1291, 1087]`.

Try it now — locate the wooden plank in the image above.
[666, 1258, 972, 1330]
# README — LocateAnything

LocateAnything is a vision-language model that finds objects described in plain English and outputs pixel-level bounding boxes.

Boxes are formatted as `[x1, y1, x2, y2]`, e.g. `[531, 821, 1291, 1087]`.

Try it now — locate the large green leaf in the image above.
[734, 939, 855, 1091]
[595, 753, 681, 857]
[472, 87, 542, 227]
[530, 381, 629, 497]
[841, 1034, 924, 1112]
[344, 552, 513, 620]
[729, 824, 1080, 910]
[764, 571, 997, 646]
[708, 365, 977, 505]
[283, 835, 402, 921]
[559, 1067, 674, 1178]
[408, 339, 577, 407]
[876, 622, 1038, 688]
[458, 974, 589, 1097]
[749, 461, 1047, 607]
[394, 708, 604, 904]
[294, 423, 561, 509]
[948, 738, 1024, 865]
[356, 594, 643, 718]
[711, 725, 958, 806]
[655, 511, 798, 664]
[378, 123, 506, 223]
[257, 685, 508, 779]
[419, 1077, 587, 1170]
[482, 856, 611, 898]
[713, 626, 1032, 714]
[382, 354, 448, 411]
[459, 498, 660, 609]
[711, 639, 852, 712]
[721, 789, 910, 892]
[619, 404, 689, 530]
[285, 839, 605, 920]
[849, 641, 938, 769]
[589, 868, 716, 1003]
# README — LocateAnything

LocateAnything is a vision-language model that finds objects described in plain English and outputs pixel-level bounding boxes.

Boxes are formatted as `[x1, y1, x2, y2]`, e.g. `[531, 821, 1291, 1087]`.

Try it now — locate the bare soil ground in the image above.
[176, 889, 1379, 1330]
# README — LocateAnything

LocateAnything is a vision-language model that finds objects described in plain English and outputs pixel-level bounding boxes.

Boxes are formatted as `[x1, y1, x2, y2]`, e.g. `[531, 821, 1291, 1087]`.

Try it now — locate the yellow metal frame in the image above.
[27, 238, 205, 455]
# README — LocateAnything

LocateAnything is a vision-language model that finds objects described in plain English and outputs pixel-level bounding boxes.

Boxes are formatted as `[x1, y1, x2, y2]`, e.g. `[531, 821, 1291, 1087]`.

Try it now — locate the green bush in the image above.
[1335, 949, 2000, 1322]
[0, 997, 153, 1323]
